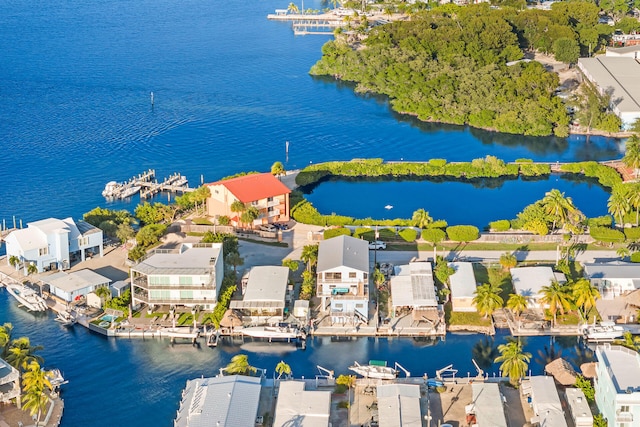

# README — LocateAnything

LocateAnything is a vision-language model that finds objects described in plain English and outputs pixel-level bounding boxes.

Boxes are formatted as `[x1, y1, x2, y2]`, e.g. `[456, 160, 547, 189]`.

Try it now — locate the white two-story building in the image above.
[316, 235, 369, 324]
[5, 217, 103, 274]
[595, 344, 640, 427]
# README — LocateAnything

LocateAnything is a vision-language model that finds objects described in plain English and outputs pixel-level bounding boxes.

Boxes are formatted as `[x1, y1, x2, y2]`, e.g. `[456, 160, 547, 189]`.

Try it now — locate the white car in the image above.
[258, 224, 277, 232]
[368, 241, 386, 250]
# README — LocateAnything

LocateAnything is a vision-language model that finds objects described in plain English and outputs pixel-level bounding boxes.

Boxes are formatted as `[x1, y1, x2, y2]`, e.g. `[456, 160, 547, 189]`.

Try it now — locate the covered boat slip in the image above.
[390, 261, 437, 312]
[466, 383, 508, 427]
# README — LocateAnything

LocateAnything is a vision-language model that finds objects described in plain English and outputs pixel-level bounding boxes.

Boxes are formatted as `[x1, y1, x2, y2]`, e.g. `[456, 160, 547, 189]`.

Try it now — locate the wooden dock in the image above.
[103, 170, 193, 200]
[139, 173, 193, 199]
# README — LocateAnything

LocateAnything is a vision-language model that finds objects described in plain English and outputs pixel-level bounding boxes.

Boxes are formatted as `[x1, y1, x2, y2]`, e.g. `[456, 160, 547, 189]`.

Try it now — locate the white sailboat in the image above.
[4, 283, 48, 312]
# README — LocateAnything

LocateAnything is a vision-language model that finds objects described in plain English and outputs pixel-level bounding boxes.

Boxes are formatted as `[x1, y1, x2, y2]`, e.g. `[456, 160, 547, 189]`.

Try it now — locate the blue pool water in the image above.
[100, 314, 118, 322]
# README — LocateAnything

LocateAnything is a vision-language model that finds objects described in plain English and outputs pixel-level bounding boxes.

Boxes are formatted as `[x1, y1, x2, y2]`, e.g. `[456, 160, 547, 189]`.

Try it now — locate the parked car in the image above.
[258, 224, 277, 232]
[368, 240, 387, 250]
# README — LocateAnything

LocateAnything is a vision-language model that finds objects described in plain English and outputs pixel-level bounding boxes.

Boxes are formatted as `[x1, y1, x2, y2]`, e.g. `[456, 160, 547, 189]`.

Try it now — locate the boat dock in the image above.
[102, 169, 193, 200]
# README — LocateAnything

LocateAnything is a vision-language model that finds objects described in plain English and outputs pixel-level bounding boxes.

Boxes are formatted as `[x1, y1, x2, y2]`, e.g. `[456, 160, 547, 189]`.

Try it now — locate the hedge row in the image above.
[559, 161, 622, 188]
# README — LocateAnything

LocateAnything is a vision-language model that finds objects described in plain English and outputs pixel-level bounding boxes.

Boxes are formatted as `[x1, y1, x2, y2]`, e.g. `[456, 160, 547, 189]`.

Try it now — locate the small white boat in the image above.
[119, 185, 141, 198]
[102, 181, 119, 197]
[161, 327, 199, 340]
[46, 368, 68, 390]
[5, 283, 48, 312]
[582, 321, 624, 342]
[55, 310, 76, 326]
[241, 325, 304, 341]
[384, 205, 393, 210]
[349, 360, 398, 380]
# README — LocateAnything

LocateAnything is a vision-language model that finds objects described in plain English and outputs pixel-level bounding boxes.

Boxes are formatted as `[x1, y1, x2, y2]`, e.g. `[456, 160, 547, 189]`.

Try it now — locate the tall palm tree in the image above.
[623, 134, 640, 178]
[499, 252, 517, 271]
[287, 2, 299, 13]
[8, 255, 20, 269]
[0, 323, 13, 357]
[226, 252, 244, 278]
[494, 338, 531, 386]
[506, 294, 528, 321]
[628, 183, 640, 226]
[6, 337, 44, 371]
[94, 286, 112, 307]
[230, 200, 246, 226]
[21, 361, 52, 427]
[539, 280, 573, 326]
[301, 244, 319, 271]
[411, 208, 432, 229]
[271, 161, 285, 180]
[473, 283, 504, 318]
[224, 354, 257, 376]
[608, 185, 630, 228]
[275, 360, 292, 379]
[542, 189, 575, 231]
[571, 278, 601, 319]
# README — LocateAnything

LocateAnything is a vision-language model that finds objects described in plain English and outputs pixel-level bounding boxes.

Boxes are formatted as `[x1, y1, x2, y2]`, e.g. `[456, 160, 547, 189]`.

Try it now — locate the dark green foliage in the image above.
[519, 163, 551, 176]
[324, 227, 352, 239]
[104, 289, 131, 317]
[201, 232, 238, 260]
[310, 4, 571, 136]
[446, 225, 480, 242]
[398, 228, 417, 242]
[552, 37, 580, 64]
[489, 220, 511, 231]
[135, 202, 166, 225]
[136, 224, 167, 247]
[589, 226, 625, 244]
[434, 256, 455, 286]
[210, 279, 237, 328]
[624, 228, 640, 242]
[587, 215, 613, 228]
[631, 252, 640, 263]
[127, 246, 147, 261]
[98, 220, 118, 238]
[422, 228, 447, 244]
[83, 207, 133, 228]
[559, 162, 622, 188]
[574, 375, 595, 402]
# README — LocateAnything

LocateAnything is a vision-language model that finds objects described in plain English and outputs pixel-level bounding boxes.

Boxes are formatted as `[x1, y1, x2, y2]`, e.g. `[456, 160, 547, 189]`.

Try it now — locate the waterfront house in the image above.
[174, 375, 261, 427]
[376, 383, 422, 427]
[5, 217, 103, 274]
[583, 262, 640, 299]
[565, 388, 593, 427]
[467, 383, 508, 427]
[448, 262, 478, 312]
[316, 235, 369, 324]
[390, 260, 439, 325]
[510, 267, 566, 308]
[273, 381, 330, 427]
[521, 376, 568, 427]
[205, 172, 291, 227]
[0, 357, 21, 407]
[130, 243, 223, 311]
[229, 265, 289, 324]
[595, 343, 640, 426]
[110, 280, 130, 298]
[42, 269, 111, 304]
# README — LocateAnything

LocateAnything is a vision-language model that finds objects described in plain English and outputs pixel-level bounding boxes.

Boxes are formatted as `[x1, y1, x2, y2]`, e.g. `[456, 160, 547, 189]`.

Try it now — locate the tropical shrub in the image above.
[446, 225, 480, 242]
[428, 220, 448, 229]
[489, 220, 511, 232]
[589, 226, 625, 244]
[575, 375, 595, 402]
[324, 228, 351, 239]
[560, 162, 622, 188]
[136, 224, 167, 247]
[398, 228, 417, 242]
[422, 228, 447, 245]
[631, 252, 640, 263]
[587, 215, 612, 228]
[127, 245, 147, 261]
[624, 227, 640, 242]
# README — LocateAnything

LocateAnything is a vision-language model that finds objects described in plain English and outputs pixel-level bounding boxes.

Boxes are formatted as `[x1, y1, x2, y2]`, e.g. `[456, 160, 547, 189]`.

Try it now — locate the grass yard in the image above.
[444, 303, 493, 327]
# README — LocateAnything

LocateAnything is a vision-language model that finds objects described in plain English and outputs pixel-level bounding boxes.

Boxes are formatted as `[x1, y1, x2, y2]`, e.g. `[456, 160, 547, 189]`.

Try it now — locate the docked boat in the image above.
[240, 324, 305, 341]
[349, 360, 398, 380]
[161, 327, 199, 340]
[102, 181, 119, 197]
[207, 329, 221, 347]
[4, 283, 48, 312]
[582, 321, 624, 341]
[47, 368, 68, 391]
[119, 185, 141, 198]
[55, 310, 76, 326]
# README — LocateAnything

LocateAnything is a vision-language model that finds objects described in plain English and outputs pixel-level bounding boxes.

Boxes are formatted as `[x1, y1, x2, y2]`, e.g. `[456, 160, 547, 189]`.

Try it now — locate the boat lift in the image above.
[472, 359, 485, 379]
[316, 365, 336, 388]
[435, 364, 458, 381]
[395, 362, 411, 378]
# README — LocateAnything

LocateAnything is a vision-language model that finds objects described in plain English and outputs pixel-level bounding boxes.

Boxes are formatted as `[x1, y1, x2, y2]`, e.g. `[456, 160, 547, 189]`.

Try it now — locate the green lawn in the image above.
[192, 217, 214, 225]
[472, 264, 513, 303]
[444, 303, 492, 327]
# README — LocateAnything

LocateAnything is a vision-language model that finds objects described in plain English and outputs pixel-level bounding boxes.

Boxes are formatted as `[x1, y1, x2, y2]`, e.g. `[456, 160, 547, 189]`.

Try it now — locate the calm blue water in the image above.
[304, 174, 611, 227]
[0, 0, 612, 425]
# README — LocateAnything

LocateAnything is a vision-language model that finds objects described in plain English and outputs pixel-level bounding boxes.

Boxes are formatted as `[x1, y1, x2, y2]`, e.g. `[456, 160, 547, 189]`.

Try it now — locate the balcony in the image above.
[267, 208, 281, 218]
[132, 292, 214, 306]
[133, 278, 215, 291]
[616, 411, 633, 423]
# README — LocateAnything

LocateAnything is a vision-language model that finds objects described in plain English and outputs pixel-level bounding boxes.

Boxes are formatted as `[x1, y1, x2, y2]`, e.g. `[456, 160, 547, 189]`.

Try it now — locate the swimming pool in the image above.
[101, 314, 117, 322]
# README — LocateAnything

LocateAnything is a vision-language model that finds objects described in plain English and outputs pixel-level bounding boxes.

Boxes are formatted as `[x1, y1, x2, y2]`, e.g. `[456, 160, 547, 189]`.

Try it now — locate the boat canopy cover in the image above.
[370, 360, 387, 367]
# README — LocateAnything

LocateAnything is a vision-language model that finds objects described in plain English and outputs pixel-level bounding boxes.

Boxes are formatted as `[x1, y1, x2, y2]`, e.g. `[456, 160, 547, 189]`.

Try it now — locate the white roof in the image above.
[5, 227, 46, 251]
[564, 388, 593, 425]
[29, 217, 73, 235]
[376, 384, 422, 427]
[390, 261, 437, 308]
[510, 267, 562, 299]
[243, 266, 289, 303]
[317, 235, 369, 273]
[110, 280, 130, 292]
[174, 375, 261, 427]
[133, 243, 222, 275]
[470, 383, 507, 427]
[44, 269, 111, 293]
[449, 262, 477, 299]
[584, 262, 640, 280]
[529, 376, 567, 427]
[597, 344, 640, 394]
[273, 381, 330, 427]
[578, 57, 640, 115]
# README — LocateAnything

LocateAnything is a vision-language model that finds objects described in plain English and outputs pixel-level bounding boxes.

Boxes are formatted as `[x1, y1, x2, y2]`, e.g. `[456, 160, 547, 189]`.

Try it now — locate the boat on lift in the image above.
[161, 327, 199, 340]
[240, 324, 305, 342]
[55, 310, 76, 326]
[582, 321, 624, 342]
[4, 283, 48, 312]
[349, 360, 410, 380]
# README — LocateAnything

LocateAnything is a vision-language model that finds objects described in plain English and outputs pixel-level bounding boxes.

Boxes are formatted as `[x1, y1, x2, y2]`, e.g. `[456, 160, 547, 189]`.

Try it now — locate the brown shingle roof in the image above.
[208, 173, 290, 203]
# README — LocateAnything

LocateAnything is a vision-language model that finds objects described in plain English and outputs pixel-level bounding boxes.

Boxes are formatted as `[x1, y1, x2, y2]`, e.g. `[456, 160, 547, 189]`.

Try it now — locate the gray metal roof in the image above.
[243, 266, 289, 303]
[76, 220, 101, 235]
[132, 243, 222, 275]
[273, 381, 331, 427]
[584, 261, 640, 280]
[470, 383, 508, 427]
[564, 388, 593, 425]
[317, 235, 369, 273]
[578, 57, 640, 114]
[44, 269, 111, 293]
[449, 262, 477, 299]
[529, 376, 567, 427]
[376, 384, 422, 427]
[510, 267, 559, 298]
[597, 344, 640, 394]
[174, 375, 261, 427]
[390, 261, 437, 308]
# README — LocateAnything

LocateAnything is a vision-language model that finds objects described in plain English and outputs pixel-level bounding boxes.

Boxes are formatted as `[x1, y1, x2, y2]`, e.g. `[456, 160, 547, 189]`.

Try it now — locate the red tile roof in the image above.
[208, 173, 290, 203]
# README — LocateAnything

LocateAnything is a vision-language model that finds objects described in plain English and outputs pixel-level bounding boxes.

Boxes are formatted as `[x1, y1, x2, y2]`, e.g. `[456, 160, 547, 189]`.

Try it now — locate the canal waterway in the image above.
[0, 0, 613, 425]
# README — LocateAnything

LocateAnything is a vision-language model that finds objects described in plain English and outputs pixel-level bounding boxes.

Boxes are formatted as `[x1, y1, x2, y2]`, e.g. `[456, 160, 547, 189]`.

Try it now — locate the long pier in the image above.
[139, 173, 192, 199]
[103, 170, 193, 200]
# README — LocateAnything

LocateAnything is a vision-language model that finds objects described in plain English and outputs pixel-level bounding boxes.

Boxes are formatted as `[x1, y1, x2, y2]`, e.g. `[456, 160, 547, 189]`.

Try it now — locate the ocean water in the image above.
[0, 0, 611, 425]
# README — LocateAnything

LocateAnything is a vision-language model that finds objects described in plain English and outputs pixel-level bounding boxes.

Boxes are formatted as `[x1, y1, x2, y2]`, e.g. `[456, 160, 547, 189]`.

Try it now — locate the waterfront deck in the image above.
[103, 169, 193, 200]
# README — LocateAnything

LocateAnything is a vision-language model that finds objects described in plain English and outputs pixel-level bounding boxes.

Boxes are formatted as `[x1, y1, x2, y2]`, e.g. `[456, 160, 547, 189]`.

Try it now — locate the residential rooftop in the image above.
[597, 344, 640, 394]
[390, 261, 437, 308]
[510, 266, 565, 298]
[273, 381, 330, 427]
[449, 262, 477, 299]
[243, 265, 289, 302]
[44, 269, 111, 293]
[132, 243, 222, 275]
[317, 235, 369, 273]
[584, 261, 640, 280]
[208, 172, 290, 203]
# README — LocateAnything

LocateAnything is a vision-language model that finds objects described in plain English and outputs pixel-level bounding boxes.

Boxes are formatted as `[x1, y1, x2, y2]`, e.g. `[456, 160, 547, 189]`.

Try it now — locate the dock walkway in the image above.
[103, 169, 193, 200]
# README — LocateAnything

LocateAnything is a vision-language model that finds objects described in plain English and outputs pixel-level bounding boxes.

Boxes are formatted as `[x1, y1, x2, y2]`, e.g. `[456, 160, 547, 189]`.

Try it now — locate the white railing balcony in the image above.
[267, 199, 281, 208]
[616, 411, 633, 423]
[267, 209, 281, 217]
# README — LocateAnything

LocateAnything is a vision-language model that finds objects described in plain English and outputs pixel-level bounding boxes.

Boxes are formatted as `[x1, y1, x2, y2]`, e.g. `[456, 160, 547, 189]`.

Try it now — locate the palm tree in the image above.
[8, 255, 20, 270]
[373, 268, 385, 289]
[271, 161, 285, 180]
[287, 2, 299, 14]
[301, 244, 319, 271]
[506, 293, 528, 322]
[275, 360, 292, 379]
[542, 189, 575, 231]
[282, 259, 299, 273]
[226, 252, 244, 278]
[21, 361, 52, 427]
[628, 183, 640, 226]
[494, 338, 531, 386]
[472, 283, 504, 318]
[411, 208, 432, 229]
[608, 185, 630, 228]
[499, 252, 517, 271]
[26, 262, 38, 276]
[94, 286, 111, 307]
[571, 278, 601, 320]
[6, 337, 44, 371]
[230, 200, 246, 226]
[539, 280, 573, 326]
[613, 331, 640, 351]
[0, 323, 13, 357]
[224, 354, 257, 376]
[617, 247, 630, 260]
[623, 134, 640, 178]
